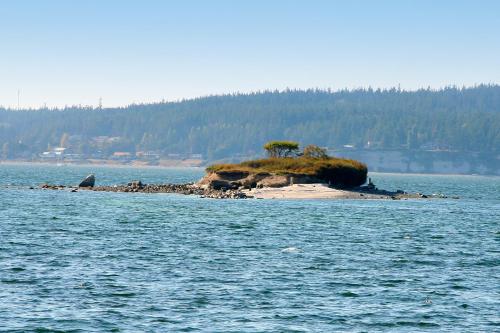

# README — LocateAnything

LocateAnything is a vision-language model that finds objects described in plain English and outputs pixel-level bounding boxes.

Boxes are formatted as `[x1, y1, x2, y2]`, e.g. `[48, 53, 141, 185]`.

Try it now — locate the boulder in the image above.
[79, 174, 95, 187]
[209, 179, 238, 190]
[128, 180, 144, 189]
[196, 172, 220, 188]
[256, 175, 290, 188]
[198, 171, 268, 189]
[198, 171, 321, 190]
[238, 173, 269, 187]
[198, 172, 245, 190]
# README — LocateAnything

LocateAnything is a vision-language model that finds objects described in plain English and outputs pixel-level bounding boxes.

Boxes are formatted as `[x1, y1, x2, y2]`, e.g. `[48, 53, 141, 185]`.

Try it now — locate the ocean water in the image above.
[0, 164, 499, 332]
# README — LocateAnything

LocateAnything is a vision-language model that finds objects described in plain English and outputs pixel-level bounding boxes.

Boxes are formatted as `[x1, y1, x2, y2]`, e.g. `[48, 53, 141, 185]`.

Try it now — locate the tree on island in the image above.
[264, 141, 299, 158]
[303, 144, 328, 159]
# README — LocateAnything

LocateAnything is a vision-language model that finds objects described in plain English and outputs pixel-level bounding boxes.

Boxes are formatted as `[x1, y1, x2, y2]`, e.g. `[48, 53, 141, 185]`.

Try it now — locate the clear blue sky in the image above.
[1, 0, 499, 108]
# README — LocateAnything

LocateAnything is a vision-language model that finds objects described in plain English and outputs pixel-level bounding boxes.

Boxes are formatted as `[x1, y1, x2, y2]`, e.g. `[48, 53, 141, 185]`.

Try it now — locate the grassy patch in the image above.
[207, 157, 367, 187]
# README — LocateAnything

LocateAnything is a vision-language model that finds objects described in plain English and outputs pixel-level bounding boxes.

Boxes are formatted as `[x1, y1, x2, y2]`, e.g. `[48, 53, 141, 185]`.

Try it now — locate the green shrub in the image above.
[303, 144, 328, 159]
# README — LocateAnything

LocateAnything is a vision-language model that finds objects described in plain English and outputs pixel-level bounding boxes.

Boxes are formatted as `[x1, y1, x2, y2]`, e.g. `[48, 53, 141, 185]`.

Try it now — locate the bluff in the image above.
[198, 156, 368, 190]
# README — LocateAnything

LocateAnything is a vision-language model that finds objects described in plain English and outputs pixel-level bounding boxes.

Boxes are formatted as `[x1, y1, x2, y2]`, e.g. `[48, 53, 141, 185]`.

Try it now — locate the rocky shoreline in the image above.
[40, 181, 249, 199]
[39, 176, 456, 200]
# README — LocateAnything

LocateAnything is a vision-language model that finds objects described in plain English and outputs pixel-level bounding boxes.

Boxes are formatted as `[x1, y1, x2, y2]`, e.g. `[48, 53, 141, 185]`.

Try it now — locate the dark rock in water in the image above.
[79, 174, 95, 187]
[128, 180, 144, 189]
[40, 183, 65, 190]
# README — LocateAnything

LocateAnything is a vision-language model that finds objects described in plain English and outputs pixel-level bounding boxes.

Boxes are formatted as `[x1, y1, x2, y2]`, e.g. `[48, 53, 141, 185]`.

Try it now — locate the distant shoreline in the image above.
[0, 160, 499, 177]
[0, 160, 204, 170]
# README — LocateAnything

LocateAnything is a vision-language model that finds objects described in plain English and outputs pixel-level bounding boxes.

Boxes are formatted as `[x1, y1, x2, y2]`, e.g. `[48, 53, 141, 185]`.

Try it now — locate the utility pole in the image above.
[17, 89, 20, 110]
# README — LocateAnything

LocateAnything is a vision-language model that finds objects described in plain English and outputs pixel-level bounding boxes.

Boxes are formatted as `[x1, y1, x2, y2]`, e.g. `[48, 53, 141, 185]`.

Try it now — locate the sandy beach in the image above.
[242, 183, 397, 199]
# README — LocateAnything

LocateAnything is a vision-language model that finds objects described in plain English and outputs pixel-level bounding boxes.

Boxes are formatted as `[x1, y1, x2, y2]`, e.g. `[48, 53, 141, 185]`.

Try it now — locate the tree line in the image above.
[0, 85, 499, 160]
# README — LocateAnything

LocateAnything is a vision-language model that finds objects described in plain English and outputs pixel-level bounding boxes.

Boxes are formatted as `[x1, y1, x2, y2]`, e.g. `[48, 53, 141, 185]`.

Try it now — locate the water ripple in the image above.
[0, 165, 499, 332]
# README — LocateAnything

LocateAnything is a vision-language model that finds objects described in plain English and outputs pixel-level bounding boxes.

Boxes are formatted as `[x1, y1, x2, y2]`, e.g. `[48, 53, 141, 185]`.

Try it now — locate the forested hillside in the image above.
[1, 85, 499, 160]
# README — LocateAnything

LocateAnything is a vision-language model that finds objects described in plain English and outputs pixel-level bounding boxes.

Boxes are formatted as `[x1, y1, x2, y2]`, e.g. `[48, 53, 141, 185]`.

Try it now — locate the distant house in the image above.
[136, 151, 160, 160]
[40, 151, 57, 159]
[53, 147, 66, 154]
[113, 152, 131, 157]
[40, 147, 66, 160]
[112, 152, 132, 160]
[92, 136, 123, 149]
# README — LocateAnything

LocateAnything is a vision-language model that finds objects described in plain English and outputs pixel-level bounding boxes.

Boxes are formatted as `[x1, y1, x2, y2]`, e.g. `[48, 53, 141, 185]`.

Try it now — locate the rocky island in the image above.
[39, 141, 455, 200]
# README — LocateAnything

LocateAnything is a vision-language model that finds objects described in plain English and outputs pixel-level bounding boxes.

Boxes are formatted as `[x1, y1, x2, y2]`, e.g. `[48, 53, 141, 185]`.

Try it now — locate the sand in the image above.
[242, 183, 395, 200]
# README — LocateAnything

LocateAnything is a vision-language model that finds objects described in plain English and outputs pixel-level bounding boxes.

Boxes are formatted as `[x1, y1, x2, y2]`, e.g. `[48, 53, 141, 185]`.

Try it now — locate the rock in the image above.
[256, 175, 289, 188]
[40, 183, 64, 190]
[79, 174, 95, 187]
[198, 171, 319, 190]
[128, 180, 144, 189]
[209, 179, 237, 190]
[76, 180, 248, 200]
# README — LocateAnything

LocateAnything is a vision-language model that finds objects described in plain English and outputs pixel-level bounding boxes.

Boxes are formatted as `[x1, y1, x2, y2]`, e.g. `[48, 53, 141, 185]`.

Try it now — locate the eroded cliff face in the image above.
[197, 171, 321, 190]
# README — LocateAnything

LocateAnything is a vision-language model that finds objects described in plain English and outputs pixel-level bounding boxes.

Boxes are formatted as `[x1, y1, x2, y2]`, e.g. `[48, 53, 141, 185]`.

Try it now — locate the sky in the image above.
[0, 0, 499, 108]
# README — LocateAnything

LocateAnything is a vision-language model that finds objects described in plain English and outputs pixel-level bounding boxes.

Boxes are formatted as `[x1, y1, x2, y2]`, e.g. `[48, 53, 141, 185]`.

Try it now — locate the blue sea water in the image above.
[0, 164, 499, 332]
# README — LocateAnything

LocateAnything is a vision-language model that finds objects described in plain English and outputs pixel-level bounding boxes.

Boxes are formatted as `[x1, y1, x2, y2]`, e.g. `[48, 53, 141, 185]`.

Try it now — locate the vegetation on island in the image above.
[207, 141, 368, 187]
[263, 141, 299, 158]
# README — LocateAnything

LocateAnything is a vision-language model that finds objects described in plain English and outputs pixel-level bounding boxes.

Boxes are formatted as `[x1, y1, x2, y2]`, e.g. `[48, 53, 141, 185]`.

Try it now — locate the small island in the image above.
[198, 141, 372, 198]
[39, 141, 452, 200]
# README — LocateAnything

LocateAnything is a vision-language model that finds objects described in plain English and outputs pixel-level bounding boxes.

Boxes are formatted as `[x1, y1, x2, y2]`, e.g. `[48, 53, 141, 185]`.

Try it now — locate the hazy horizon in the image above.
[2, 83, 499, 111]
[1, 0, 499, 108]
